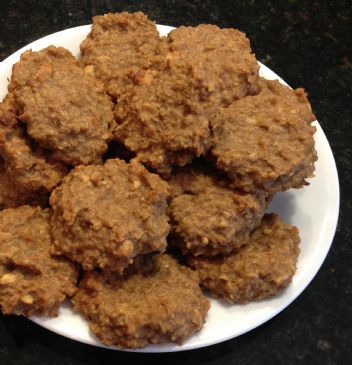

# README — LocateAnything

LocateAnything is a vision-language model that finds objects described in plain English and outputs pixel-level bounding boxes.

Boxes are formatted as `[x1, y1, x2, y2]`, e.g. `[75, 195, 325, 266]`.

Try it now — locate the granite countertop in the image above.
[0, 1, 351, 364]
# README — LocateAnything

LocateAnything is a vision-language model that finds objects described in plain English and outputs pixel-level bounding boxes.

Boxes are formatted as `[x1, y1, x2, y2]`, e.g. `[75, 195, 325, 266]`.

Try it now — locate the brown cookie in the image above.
[210, 79, 317, 193]
[0, 206, 78, 316]
[0, 94, 67, 194]
[168, 165, 267, 256]
[188, 213, 300, 303]
[72, 254, 210, 348]
[114, 57, 212, 177]
[50, 158, 170, 272]
[80, 11, 163, 100]
[0, 159, 49, 209]
[10, 46, 114, 165]
[167, 24, 260, 107]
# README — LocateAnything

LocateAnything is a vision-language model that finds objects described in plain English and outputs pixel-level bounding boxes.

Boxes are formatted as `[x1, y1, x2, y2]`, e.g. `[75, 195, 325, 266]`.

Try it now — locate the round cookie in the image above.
[50, 158, 170, 272]
[0, 124, 68, 194]
[114, 56, 212, 177]
[0, 206, 78, 316]
[72, 254, 210, 348]
[169, 166, 267, 256]
[188, 213, 300, 303]
[167, 24, 260, 108]
[210, 79, 317, 193]
[10, 46, 114, 165]
[0, 94, 67, 194]
[80, 11, 163, 100]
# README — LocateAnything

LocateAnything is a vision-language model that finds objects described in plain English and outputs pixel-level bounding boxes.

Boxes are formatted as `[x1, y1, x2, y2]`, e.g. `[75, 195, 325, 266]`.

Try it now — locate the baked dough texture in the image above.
[81, 11, 163, 100]
[50, 158, 170, 272]
[9, 46, 114, 165]
[210, 79, 317, 193]
[0, 206, 78, 316]
[72, 254, 210, 348]
[169, 166, 267, 256]
[188, 213, 300, 303]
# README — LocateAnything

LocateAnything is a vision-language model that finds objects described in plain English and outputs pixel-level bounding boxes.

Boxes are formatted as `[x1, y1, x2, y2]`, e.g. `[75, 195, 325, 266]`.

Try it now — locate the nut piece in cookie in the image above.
[169, 165, 267, 256]
[80, 11, 163, 100]
[188, 213, 300, 303]
[9, 46, 114, 165]
[0, 206, 78, 316]
[50, 158, 170, 272]
[72, 254, 210, 348]
[210, 78, 317, 193]
[167, 24, 260, 108]
[0, 94, 67, 194]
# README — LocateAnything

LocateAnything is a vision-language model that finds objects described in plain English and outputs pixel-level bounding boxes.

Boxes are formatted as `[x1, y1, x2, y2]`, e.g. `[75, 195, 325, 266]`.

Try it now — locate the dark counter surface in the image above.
[0, 1, 351, 364]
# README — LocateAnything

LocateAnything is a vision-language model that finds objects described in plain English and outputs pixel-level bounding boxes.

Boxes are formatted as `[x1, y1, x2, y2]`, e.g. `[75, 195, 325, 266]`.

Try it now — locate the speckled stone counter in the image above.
[0, 1, 351, 364]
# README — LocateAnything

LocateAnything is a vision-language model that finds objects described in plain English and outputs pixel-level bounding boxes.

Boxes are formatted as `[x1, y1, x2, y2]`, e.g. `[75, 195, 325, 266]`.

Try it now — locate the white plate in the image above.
[0, 24, 339, 353]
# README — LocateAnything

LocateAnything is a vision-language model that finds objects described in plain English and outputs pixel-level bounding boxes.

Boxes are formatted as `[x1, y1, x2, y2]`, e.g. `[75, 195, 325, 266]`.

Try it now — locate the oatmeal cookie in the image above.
[0, 206, 78, 316]
[188, 213, 300, 303]
[167, 24, 260, 107]
[50, 158, 170, 272]
[210, 79, 317, 193]
[169, 165, 267, 256]
[72, 254, 210, 348]
[10, 46, 114, 165]
[114, 57, 212, 177]
[0, 94, 67, 193]
[81, 12, 163, 100]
